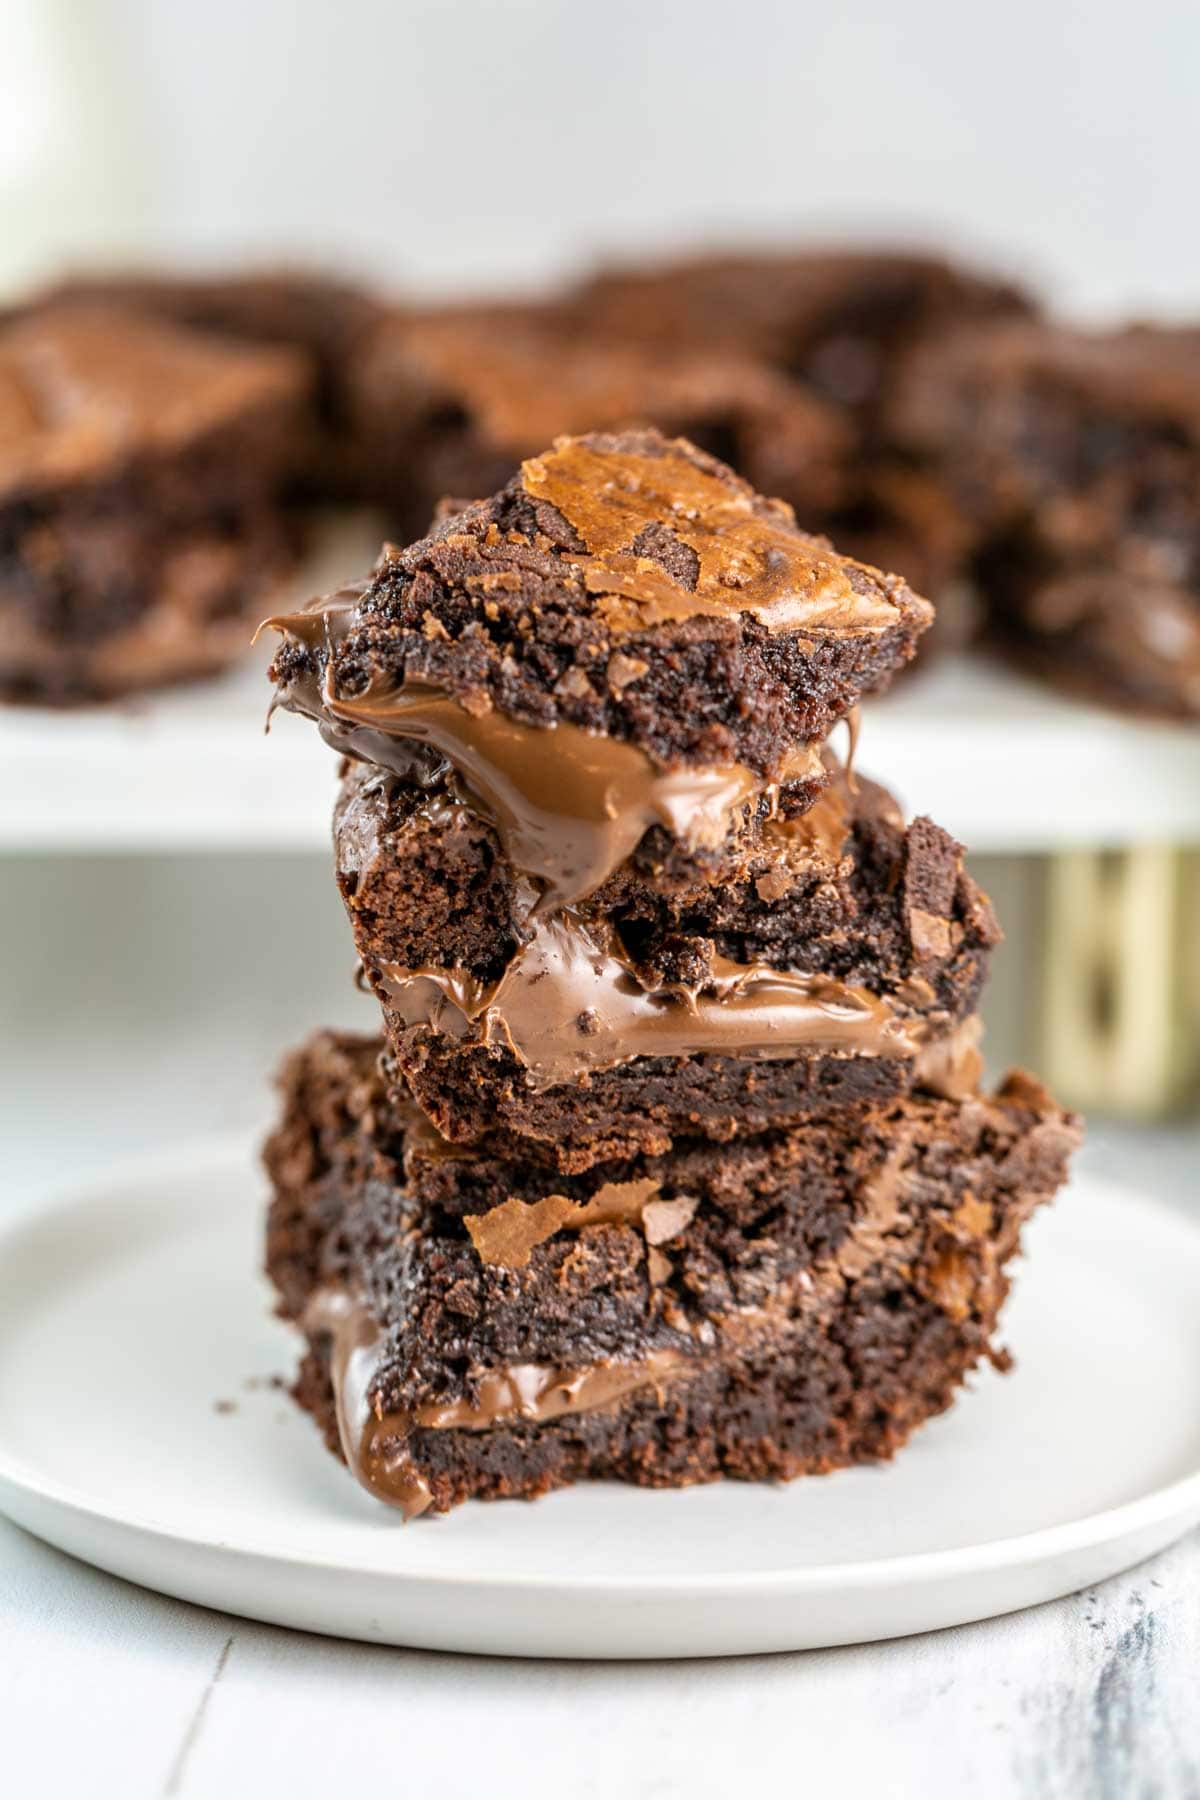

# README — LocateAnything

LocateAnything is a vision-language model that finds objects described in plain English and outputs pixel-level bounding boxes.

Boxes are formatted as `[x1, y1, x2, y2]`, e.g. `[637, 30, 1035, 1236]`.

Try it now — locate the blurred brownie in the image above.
[816, 462, 981, 658]
[892, 319, 1200, 717]
[347, 302, 854, 537]
[574, 248, 1032, 425]
[0, 300, 310, 703]
[334, 754, 1000, 1166]
[43, 268, 382, 494]
[571, 248, 1031, 662]
[266, 428, 934, 792]
[263, 1027, 1080, 1517]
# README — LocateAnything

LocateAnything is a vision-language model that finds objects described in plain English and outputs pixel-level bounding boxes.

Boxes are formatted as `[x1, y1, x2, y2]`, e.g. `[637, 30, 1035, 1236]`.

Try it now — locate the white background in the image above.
[3, 0, 1200, 315]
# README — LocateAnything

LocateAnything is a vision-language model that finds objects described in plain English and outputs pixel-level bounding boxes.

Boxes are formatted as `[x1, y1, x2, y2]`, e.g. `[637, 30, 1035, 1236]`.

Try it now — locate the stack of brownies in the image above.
[263, 427, 1079, 1519]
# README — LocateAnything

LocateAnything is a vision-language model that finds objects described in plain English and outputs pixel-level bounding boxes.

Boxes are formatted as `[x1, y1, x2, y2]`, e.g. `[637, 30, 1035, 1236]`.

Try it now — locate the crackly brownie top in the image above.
[573, 248, 1032, 414]
[267, 427, 933, 784]
[892, 319, 1200, 509]
[0, 300, 309, 498]
[350, 303, 852, 505]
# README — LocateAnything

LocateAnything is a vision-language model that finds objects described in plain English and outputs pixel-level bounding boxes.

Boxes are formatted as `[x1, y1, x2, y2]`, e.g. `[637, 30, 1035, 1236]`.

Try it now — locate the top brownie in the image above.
[267, 428, 933, 780]
[574, 249, 1031, 422]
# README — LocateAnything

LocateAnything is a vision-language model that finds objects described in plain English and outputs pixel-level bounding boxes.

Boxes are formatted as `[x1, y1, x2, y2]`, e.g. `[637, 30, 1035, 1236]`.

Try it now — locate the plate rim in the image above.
[2, 1136, 1199, 1599]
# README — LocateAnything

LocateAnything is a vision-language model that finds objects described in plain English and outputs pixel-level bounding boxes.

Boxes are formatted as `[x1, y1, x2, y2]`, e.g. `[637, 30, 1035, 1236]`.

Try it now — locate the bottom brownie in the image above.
[264, 1030, 1079, 1518]
[290, 1284, 1009, 1518]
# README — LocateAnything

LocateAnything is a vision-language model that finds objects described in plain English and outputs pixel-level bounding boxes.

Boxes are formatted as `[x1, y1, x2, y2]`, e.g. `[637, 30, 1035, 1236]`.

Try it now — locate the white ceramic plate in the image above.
[1, 1142, 1198, 1659]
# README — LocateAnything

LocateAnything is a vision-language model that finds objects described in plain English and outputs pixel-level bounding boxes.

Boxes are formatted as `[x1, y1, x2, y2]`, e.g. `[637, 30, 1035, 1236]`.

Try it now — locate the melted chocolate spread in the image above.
[378, 909, 941, 1089]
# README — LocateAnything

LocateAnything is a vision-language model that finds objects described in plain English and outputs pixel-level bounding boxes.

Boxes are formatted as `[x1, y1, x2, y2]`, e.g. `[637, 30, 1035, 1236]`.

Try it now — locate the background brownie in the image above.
[0, 299, 310, 703]
[268, 429, 934, 778]
[571, 248, 1033, 639]
[41, 268, 383, 495]
[573, 247, 1032, 425]
[813, 462, 981, 657]
[891, 318, 1200, 717]
[347, 302, 854, 539]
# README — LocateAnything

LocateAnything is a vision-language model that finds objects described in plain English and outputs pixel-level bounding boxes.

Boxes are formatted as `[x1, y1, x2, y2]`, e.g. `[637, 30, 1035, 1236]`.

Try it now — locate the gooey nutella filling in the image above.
[378, 908, 942, 1089]
[321, 680, 822, 907]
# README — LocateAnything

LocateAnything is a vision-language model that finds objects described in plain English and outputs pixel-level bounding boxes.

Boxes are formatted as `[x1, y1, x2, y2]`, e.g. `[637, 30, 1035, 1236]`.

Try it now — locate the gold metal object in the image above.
[1038, 846, 1200, 1119]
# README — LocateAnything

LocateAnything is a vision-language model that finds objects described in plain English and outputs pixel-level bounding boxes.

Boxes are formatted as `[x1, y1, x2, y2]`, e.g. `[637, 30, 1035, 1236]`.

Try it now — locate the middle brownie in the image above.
[333, 749, 999, 1169]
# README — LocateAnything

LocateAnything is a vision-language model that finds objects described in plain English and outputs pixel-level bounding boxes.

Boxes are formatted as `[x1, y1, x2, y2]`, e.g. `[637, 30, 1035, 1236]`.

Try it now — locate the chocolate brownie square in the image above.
[0, 300, 310, 703]
[266, 428, 933, 790]
[41, 268, 382, 495]
[333, 755, 1000, 1167]
[892, 319, 1200, 717]
[574, 248, 1032, 424]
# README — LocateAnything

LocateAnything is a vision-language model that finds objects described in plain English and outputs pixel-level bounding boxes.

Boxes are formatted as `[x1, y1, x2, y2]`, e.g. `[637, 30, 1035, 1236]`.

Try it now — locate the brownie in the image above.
[264, 1027, 1079, 1517]
[0, 300, 310, 703]
[266, 427, 934, 784]
[347, 302, 854, 539]
[573, 248, 1032, 426]
[891, 319, 1200, 717]
[41, 268, 383, 495]
[333, 754, 1000, 1167]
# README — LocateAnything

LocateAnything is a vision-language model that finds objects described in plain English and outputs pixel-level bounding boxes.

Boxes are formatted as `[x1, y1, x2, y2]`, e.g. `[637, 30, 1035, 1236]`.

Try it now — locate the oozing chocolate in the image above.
[273, 650, 819, 905]
[377, 908, 940, 1090]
